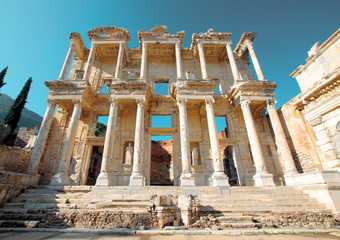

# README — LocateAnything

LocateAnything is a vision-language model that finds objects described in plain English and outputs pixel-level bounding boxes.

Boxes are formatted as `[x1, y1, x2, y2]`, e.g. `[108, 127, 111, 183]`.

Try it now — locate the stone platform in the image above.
[0, 186, 336, 229]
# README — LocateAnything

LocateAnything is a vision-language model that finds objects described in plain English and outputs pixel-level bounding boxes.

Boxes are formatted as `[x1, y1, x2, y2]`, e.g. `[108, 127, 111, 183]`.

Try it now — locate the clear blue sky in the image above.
[1, 0, 339, 122]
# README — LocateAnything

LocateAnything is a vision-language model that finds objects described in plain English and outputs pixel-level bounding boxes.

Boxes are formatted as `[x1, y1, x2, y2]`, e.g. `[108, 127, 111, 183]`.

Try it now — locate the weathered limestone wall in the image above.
[39, 108, 68, 184]
[0, 171, 39, 206]
[280, 103, 322, 172]
[294, 36, 340, 92]
[0, 145, 31, 173]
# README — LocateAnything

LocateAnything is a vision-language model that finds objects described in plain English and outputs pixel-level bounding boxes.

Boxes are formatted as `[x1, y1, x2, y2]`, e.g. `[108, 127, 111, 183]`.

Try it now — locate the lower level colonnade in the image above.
[28, 96, 299, 187]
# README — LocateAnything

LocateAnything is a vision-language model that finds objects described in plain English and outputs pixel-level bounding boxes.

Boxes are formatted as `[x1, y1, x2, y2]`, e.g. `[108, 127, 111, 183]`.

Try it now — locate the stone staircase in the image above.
[0, 186, 155, 228]
[0, 185, 335, 229]
[195, 187, 334, 229]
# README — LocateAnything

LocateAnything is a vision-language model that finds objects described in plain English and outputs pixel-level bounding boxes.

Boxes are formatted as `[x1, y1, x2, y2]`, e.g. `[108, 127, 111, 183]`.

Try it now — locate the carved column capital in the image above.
[204, 96, 215, 105]
[240, 99, 251, 107]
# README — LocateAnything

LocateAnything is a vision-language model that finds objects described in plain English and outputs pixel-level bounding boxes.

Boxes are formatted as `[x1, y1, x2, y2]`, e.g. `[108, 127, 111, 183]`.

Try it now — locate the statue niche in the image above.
[123, 142, 134, 165]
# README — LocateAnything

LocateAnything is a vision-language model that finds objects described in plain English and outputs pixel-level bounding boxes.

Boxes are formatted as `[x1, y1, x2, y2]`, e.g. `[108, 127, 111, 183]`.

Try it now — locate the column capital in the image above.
[240, 99, 251, 107]
[177, 97, 187, 106]
[266, 98, 276, 106]
[204, 96, 215, 105]
[136, 98, 145, 106]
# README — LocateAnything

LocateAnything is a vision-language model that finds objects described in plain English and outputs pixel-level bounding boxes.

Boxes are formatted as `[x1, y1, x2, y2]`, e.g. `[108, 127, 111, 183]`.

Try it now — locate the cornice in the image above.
[88, 26, 130, 42]
[290, 28, 340, 78]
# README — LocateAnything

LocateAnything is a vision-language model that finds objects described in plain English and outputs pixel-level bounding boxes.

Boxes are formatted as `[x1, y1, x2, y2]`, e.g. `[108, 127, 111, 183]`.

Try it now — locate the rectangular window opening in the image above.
[95, 115, 108, 137]
[215, 115, 229, 137]
[151, 115, 172, 128]
[154, 81, 169, 96]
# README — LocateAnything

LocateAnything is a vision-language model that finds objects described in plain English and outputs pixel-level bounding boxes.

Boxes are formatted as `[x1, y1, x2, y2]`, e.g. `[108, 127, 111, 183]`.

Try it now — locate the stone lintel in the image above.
[228, 80, 276, 105]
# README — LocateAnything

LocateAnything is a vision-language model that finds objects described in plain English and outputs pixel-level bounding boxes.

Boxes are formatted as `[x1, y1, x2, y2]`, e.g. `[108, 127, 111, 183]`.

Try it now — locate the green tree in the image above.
[4, 77, 32, 133]
[0, 66, 8, 91]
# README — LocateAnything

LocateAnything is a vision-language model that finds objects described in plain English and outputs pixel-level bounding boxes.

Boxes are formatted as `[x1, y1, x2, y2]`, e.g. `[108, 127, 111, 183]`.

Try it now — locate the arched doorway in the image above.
[223, 145, 239, 186]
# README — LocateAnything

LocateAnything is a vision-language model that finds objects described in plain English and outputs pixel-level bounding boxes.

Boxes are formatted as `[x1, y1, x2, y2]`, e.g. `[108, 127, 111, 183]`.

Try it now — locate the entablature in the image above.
[228, 80, 276, 106]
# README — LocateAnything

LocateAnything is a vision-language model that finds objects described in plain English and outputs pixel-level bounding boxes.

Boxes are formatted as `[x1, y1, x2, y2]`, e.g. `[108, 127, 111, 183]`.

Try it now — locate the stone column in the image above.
[58, 44, 74, 80]
[114, 42, 124, 79]
[28, 102, 56, 175]
[245, 39, 265, 81]
[177, 98, 195, 186]
[50, 102, 82, 185]
[175, 42, 183, 79]
[140, 42, 148, 80]
[225, 41, 240, 84]
[83, 43, 96, 81]
[240, 100, 274, 186]
[205, 98, 229, 186]
[129, 99, 146, 186]
[197, 42, 208, 80]
[96, 99, 118, 186]
[267, 101, 298, 185]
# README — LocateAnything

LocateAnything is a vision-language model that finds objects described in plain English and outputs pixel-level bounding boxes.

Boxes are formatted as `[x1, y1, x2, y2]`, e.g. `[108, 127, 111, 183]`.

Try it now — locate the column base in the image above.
[180, 173, 195, 186]
[129, 173, 145, 186]
[211, 172, 229, 187]
[253, 172, 275, 186]
[95, 172, 112, 186]
[50, 172, 70, 186]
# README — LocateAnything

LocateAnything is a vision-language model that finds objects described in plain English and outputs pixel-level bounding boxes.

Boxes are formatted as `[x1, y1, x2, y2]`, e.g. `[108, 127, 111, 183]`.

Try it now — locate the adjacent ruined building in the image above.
[281, 28, 340, 184]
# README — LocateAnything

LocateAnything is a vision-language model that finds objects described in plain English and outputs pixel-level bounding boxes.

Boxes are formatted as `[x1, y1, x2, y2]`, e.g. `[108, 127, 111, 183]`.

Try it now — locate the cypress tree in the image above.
[0, 66, 8, 91]
[4, 77, 32, 133]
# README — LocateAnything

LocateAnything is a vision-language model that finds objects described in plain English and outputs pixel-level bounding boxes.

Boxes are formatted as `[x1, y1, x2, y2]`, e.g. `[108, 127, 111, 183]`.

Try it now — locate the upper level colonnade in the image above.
[58, 26, 267, 90]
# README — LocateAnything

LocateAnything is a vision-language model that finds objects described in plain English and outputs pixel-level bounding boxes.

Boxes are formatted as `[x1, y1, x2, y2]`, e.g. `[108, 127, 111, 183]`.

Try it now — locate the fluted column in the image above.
[245, 39, 265, 81]
[177, 98, 195, 186]
[28, 102, 56, 174]
[175, 42, 183, 79]
[205, 98, 229, 186]
[83, 43, 96, 81]
[114, 43, 124, 79]
[225, 41, 240, 84]
[267, 101, 298, 183]
[96, 99, 118, 186]
[240, 100, 274, 186]
[140, 42, 148, 80]
[50, 102, 82, 185]
[129, 99, 146, 186]
[58, 44, 74, 80]
[197, 42, 208, 80]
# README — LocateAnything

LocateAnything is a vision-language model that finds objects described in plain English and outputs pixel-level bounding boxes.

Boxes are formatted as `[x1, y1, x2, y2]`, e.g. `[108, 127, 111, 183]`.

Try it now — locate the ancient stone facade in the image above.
[26, 25, 323, 190]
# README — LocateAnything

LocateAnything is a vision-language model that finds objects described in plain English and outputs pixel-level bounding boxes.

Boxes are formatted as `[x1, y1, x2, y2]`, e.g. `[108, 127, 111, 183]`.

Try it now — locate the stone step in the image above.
[220, 222, 261, 229]
[199, 206, 327, 212]
[0, 213, 46, 221]
[23, 203, 79, 209]
[216, 215, 254, 222]
[89, 201, 153, 209]
[0, 220, 40, 228]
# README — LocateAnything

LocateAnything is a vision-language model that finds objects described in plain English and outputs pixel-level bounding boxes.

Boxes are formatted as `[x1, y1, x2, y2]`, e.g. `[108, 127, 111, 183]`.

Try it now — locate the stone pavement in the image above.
[1, 231, 340, 240]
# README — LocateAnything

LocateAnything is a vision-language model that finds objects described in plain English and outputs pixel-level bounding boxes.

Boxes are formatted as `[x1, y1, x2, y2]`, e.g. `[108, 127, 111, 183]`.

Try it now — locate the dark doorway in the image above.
[223, 145, 239, 186]
[150, 135, 173, 185]
[86, 146, 103, 185]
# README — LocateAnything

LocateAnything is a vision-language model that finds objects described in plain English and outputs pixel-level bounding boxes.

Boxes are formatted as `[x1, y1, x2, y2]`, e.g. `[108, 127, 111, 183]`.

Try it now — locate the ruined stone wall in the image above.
[280, 103, 322, 172]
[294, 36, 340, 92]
[39, 108, 68, 184]
[0, 145, 31, 173]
